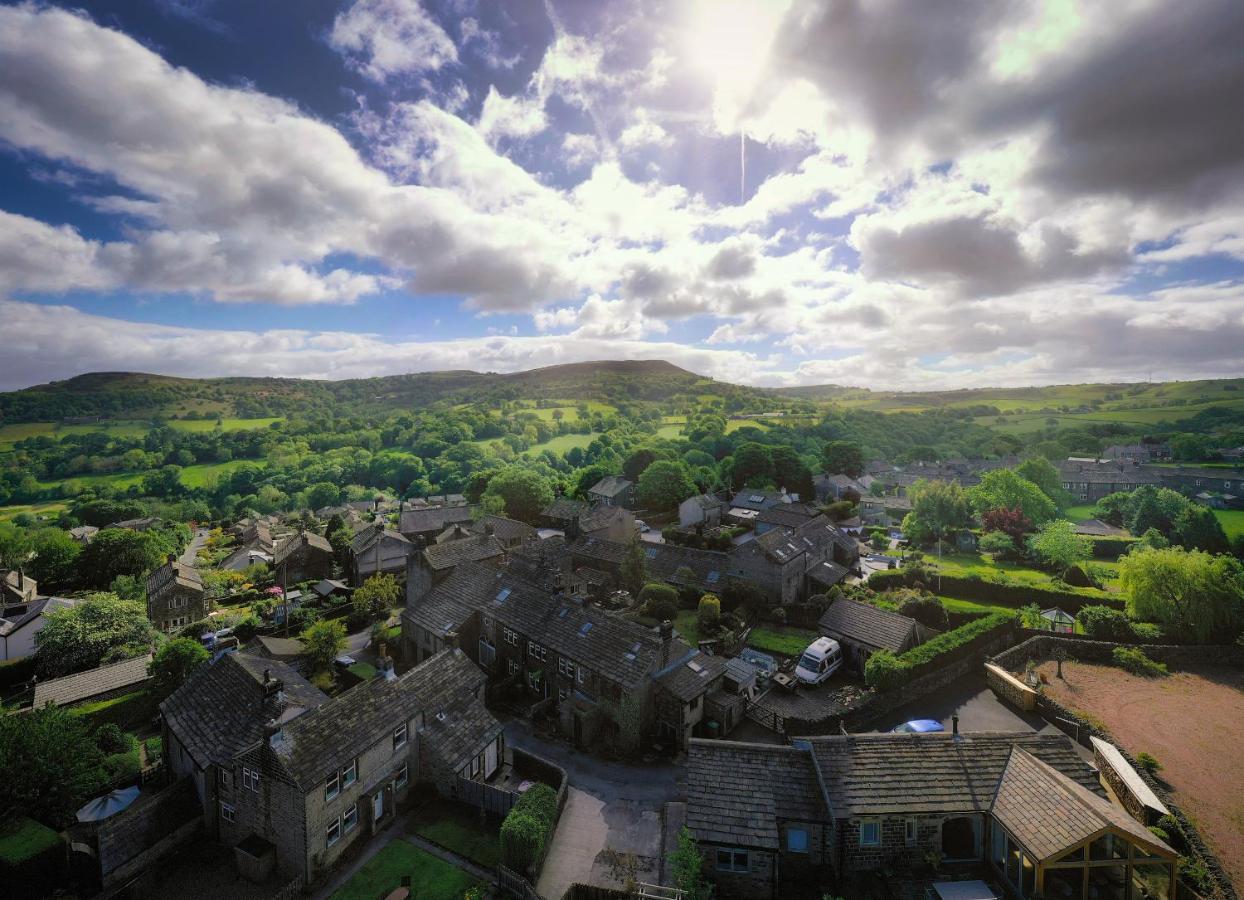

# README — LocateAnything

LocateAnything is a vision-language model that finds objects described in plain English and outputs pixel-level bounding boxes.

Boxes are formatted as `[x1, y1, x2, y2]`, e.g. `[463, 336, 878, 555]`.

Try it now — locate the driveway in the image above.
[181, 527, 209, 566]
[504, 720, 682, 898]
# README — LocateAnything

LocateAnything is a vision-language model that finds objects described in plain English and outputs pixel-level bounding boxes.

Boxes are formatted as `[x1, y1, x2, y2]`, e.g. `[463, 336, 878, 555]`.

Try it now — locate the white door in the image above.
[484, 739, 499, 779]
[373, 790, 384, 821]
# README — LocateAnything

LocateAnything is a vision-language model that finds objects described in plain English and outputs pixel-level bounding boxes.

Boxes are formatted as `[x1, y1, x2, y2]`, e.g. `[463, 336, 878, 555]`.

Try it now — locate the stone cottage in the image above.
[146, 554, 206, 633]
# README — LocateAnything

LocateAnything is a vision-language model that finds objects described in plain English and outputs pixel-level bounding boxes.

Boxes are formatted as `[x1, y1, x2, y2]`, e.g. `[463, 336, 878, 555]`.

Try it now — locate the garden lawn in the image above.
[673, 610, 700, 646]
[71, 689, 159, 733]
[748, 624, 819, 657]
[408, 798, 500, 868]
[0, 817, 61, 865]
[1061, 504, 1097, 521]
[1214, 509, 1244, 541]
[929, 551, 1117, 595]
[936, 595, 1018, 617]
[329, 839, 480, 900]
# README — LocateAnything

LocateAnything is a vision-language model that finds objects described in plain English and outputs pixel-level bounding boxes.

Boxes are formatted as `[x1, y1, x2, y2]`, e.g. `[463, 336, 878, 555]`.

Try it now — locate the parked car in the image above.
[892, 719, 944, 734]
[794, 637, 843, 685]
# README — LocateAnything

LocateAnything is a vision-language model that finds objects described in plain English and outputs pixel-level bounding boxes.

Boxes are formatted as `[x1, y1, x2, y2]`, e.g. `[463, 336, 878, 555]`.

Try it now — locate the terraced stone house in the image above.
[146, 554, 206, 632]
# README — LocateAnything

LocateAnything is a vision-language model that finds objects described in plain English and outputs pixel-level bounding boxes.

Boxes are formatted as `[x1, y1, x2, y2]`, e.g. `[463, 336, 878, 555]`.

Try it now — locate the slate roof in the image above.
[399, 505, 472, 536]
[686, 740, 828, 849]
[2, 570, 37, 602]
[416, 652, 504, 773]
[588, 475, 633, 498]
[805, 732, 1101, 817]
[351, 523, 412, 554]
[271, 649, 492, 791]
[0, 596, 75, 637]
[991, 747, 1173, 862]
[807, 560, 848, 589]
[655, 649, 728, 702]
[543, 497, 589, 521]
[160, 651, 327, 769]
[69, 525, 99, 542]
[682, 494, 726, 511]
[404, 561, 534, 639]
[578, 505, 633, 535]
[817, 598, 925, 653]
[1072, 518, 1128, 537]
[273, 530, 332, 566]
[756, 503, 821, 529]
[755, 516, 848, 564]
[96, 778, 201, 878]
[504, 535, 569, 590]
[33, 652, 151, 708]
[145, 558, 204, 599]
[423, 533, 506, 571]
[474, 515, 536, 544]
[728, 490, 789, 511]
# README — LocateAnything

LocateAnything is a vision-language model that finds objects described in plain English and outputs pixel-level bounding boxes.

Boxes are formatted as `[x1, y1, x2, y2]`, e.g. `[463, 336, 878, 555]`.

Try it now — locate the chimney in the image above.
[484, 521, 495, 536]
[444, 630, 459, 650]
[263, 719, 280, 741]
[952, 715, 960, 737]
[378, 642, 397, 681]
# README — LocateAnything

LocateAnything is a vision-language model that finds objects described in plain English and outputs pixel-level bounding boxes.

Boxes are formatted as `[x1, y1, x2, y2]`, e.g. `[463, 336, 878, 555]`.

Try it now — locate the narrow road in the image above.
[181, 527, 209, 566]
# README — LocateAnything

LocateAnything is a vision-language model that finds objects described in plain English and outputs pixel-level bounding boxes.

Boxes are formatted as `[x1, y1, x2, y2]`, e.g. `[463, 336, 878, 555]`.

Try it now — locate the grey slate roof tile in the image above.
[817, 598, 924, 654]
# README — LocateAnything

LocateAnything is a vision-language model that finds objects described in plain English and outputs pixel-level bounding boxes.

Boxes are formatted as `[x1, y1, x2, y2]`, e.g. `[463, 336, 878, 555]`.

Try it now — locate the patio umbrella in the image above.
[76, 786, 141, 823]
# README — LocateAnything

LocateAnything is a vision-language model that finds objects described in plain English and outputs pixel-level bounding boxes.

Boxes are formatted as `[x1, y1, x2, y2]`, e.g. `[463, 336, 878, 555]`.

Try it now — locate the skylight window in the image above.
[579, 622, 593, 635]
[749, 494, 764, 503]
[495, 587, 511, 603]
[706, 570, 720, 583]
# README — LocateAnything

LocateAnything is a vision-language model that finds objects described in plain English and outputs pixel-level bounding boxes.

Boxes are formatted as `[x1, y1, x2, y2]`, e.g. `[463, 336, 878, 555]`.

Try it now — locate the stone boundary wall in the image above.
[983, 663, 1036, 710]
[988, 635, 1240, 900]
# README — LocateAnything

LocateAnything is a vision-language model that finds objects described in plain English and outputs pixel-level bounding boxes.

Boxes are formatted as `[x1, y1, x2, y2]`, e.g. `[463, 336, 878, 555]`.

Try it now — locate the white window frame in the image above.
[558, 657, 575, 678]
[787, 827, 809, 854]
[715, 847, 749, 873]
[577, 667, 586, 684]
[395, 762, 409, 790]
[905, 819, 918, 845]
[220, 801, 236, 823]
[558, 687, 569, 703]
[393, 723, 408, 750]
[343, 804, 358, 834]
[859, 820, 881, 847]
[342, 760, 357, 788]
[325, 772, 340, 801]
[243, 767, 260, 792]
[326, 818, 341, 848]
[508, 659, 519, 676]
[503, 627, 518, 646]
[529, 642, 547, 661]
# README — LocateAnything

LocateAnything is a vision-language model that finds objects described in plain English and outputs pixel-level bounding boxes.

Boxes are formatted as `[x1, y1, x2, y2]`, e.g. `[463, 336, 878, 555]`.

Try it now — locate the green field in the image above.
[1215, 509, 1244, 541]
[0, 817, 62, 865]
[329, 839, 480, 900]
[25, 458, 268, 499]
[1062, 505, 1097, 521]
[0, 501, 68, 523]
[655, 423, 684, 439]
[928, 551, 1119, 594]
[521, 432, 601, 457]
[0, 417, 282, 449]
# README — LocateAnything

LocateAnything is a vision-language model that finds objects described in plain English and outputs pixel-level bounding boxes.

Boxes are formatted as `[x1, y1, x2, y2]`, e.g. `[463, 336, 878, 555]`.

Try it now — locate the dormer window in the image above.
[394, 723, 408, 750]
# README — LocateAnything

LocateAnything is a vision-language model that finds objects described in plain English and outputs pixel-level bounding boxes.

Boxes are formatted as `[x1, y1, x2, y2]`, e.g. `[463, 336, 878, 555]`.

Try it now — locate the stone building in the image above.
[350, 524, 413, 584]
[815, 598, 935, 674]
[145, 554, 206, 632]
[272, 531, 334, 584]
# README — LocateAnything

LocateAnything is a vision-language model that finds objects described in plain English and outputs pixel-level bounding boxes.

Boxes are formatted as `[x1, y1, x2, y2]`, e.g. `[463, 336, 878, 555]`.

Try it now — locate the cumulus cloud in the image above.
[329, 0, 458, 82]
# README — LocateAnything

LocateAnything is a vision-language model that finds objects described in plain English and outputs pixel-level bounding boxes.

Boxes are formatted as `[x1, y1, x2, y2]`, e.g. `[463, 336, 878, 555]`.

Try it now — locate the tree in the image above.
[669, 827, 711, 900]
[141, 464, 184, 496]
[1120, 547, 1244, 643]
[622, 447, 664, 483]
[969, 469, 1056, 525]
[77, 528, 170, 589]
[35, 593, 155, 677]
[353, 573, 399, 623]
[1171, 504, 1229, 554]
[1126, 486, 1187, 538]
[0, 704, 107, 827]
[636, 460, 697, 511]
[482, 467, 555, 523]
[979, 531, 1017, 557]
[900, 479, 972, 546]
[1028, 520, 1091, 575]
[304, 482, 342, 510]
[697, 593, 721, 633]
[26, 528, 81, 592]
[770, 445, 815, 500]
[1093, 492, 1132, 526]
[301, 618, 346, 671]
[619, 536, 648, 596]
[150, 637, 209, 697]
[730, 442, 773, 489]
[980, 506, 1033, 547]
[1015, 457, 1072, 509]
[822, 440, 865, 478]
[638, 583, 679, 621]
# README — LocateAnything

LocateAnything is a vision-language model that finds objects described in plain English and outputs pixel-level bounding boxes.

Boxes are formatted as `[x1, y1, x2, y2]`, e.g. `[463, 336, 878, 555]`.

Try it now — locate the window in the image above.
[219, 770, 232, 792]
[220, 802, 236, 824]
[529, 642, 547, 661]
[393, 723, 408, 750]
[577, 667, 586, 684]
[503, 626, 518, 645]
[715, 848, 749, 873]
[395, 763, 409, 790]
[508, 659, 519, 676]
[558, 687, 569, 702]
[326, 818, 341, 848]
[859, 821, 881, 847]
[243, 767, 260, 792]
[527, 670, 542, 690]
[343, 804, 358, 833]
[325, 772, 340, 801]
[787, 828, 809, 854]
[905, 819, 917, 845]
[558, 657, 576, 678]
[342, 760, 357, 788]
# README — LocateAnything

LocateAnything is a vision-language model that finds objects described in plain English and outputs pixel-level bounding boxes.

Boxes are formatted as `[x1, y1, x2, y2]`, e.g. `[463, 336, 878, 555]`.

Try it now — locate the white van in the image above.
[794, 637, 843, 685]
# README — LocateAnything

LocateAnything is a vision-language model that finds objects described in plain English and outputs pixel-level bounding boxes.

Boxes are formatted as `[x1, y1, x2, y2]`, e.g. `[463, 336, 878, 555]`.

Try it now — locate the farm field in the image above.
[32, 458, 267, 495]
[0, 416, 282, 448]
[1037, 660, 1244, 888]
[521, 432, 601, 457]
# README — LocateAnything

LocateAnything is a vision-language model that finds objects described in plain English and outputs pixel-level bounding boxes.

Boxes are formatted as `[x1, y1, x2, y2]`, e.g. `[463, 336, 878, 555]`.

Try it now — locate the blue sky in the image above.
[1, 0, 1242, 391]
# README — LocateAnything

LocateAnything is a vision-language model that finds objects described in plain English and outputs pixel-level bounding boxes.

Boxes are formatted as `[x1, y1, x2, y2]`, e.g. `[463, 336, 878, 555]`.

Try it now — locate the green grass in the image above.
[927, 551, 1118, 595]
[26, 458, 267, 496]
[521, 432, 601, 457]
[724, 418, 770, 433]
[747, 624, 819, 657]
[936, 595, 1017, 617]
[0, 417, 281, 449]
[654, 424, 684, 439]
[144, 735, 163, 765]
[0, 817, 62, 865]
[1214, 509, 1244, 541]
[0, 501, 68, 523]
[329, 839, 481, 900]
[673, 610, 700, 646]
[347, 662, 378, 681]
[408, 798, 501, 868]
[102, 734, 142, 783]
[1062, 504, 1097, 521]
[71, 689, 158, 733]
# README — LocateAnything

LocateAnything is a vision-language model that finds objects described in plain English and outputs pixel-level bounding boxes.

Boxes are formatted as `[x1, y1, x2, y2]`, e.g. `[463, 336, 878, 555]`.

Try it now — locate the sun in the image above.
[681, 0, 790, 127]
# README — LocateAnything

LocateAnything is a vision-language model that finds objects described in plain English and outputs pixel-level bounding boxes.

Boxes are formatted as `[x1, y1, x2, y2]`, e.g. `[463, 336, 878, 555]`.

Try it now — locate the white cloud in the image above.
[329, 0, 457, 82]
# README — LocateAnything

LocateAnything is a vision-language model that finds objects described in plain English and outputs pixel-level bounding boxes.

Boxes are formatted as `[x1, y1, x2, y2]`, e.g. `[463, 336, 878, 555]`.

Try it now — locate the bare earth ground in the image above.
[1037, 660, 1244, 887]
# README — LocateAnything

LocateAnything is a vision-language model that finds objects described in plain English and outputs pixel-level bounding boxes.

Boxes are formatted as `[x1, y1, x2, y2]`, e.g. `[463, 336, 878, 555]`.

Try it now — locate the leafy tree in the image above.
[0, 704, 107, 827]
[669, 827, 712, 900]
[980, 530, 1019, 557]
[638, 583, 679, 621]
[1126, 486, 1187, 538]
[770, 445, 815, 500]
[1171, 504, 1229, 554]
[1093, 492, 1132, 526]
[1076, 605, 1135, 641]
[636, 460, 698, 511]
[0, 526, 31, 571]
[35, 593, 155, 677]
[77, 528, 171, 589]
[619, 536, 648, 596]
[730, 442, 773, 489]
[822, 440, 864, 477]
[352, 573, 399, 623]
[1120, 547, 1244, 643]
[301, 618, 346, 671]
[150, 637, 209, 697]
[892, 589, 949, 630]
[697, 593, 721, 633]
[1015, 456, 1072, 509]
[304, 481, 342, 510]
[26, 528, 81, 591]
[969, 469, 1056, 525]
[141, 464, 184, 496]
[622, 447, 665, 482]
[1028, 520, 1091, 575]
[900, 479, 972, 546]
[482, 467, 554, 523]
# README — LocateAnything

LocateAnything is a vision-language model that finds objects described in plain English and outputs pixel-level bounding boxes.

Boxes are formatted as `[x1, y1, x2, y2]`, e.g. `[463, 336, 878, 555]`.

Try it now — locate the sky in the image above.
[1, 0, 1243, 392]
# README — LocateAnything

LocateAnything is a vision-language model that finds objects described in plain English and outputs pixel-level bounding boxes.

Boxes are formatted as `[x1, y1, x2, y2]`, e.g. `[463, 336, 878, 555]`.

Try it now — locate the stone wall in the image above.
[984, 663, 1037, 711]
[838, 816, 944, 872]
[1093, 741, 1153, 825]
[706, 846, 776, 900]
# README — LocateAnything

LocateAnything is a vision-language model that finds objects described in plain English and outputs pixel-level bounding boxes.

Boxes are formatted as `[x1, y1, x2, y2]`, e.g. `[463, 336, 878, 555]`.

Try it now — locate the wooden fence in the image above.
[498, 864, 542, 900]
[453, 776, 518, 817]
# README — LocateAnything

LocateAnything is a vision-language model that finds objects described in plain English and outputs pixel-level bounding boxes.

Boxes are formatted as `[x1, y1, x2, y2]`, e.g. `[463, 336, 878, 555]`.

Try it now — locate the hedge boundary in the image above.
[866, 611, 1017, 690]
[868, 569, 1125, 614]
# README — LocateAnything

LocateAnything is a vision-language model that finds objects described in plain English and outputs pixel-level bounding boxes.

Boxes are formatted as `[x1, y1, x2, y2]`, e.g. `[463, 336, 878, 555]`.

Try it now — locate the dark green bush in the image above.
[639, 583, 679, 621]
[864, 612, 1016, 691]
[869, 570, 1123, 613]
[499, 783, 558, 873]
[1077, 605, 1135, 642]
[1112, 646, 1168, 677]
[93, 722, 128, 754]
[864, 651, 908, 691]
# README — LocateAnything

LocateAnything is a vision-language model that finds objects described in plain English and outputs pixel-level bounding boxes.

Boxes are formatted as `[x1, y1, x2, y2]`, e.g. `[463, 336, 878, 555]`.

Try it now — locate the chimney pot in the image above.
[952, 715, 960, 736]
[659, 619, 674, 641]
[444, 630, 459, 650]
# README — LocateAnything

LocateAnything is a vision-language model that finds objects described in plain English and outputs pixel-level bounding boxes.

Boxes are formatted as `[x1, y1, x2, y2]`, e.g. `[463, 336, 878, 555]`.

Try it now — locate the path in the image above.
[181, 527, 209, 566]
